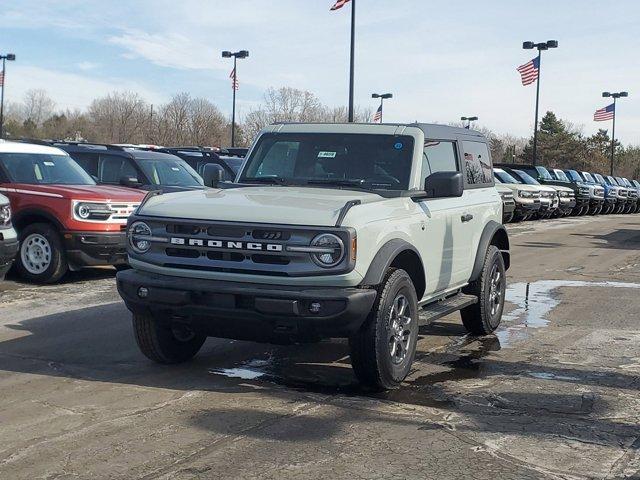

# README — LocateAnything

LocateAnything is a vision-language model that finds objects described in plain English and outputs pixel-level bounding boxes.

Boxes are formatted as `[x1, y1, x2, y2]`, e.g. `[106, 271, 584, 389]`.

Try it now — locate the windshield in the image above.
[553, 169, 570, 182]
[137, 157, 203, 187]
[0, 152, 95, 185]
[633, 180, 640, 188]
[494, 169, 520, 184]
[594, 174, 606, 184]
[536, 166, 553, 180]
[513, 169, 540, 185]
[607, 176, 619, 186]
[566, 170, 583, 182]
[239, 133, 415, 190]
[582, 172, 596, 184]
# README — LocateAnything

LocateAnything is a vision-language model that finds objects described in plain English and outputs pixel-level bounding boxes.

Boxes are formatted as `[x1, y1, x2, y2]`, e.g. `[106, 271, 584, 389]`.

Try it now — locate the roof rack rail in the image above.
[14, 138, 55, 146]
[51, 141, 127, 151]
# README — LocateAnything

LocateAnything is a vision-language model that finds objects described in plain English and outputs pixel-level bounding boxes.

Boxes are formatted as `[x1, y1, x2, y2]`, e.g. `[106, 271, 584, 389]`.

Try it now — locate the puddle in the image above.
[526, 371, 580, 381]
[499, 280, 640, 347]
[209, 359, 270, 380]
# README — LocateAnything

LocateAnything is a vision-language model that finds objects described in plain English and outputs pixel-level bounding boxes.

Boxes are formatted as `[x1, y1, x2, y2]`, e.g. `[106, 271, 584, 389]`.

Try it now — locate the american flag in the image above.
[0, 69, 4, 87]
[516, 56, 540, 86]
[230, 67, 239, 91]
[330, 0, 351, 10]
[594, 103, 615, 121]
[372, 104, 382, 123]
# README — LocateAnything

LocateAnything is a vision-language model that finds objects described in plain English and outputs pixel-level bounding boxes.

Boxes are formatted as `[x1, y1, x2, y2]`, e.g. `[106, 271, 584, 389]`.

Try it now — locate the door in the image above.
[458, 139, 497, 278]
[416, 139, 469, 295]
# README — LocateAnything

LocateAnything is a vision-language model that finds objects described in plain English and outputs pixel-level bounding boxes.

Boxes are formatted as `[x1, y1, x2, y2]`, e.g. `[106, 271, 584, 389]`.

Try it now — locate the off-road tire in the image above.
[15, 223, 68, 283]
[349, 268, 418, 391]
[132, 313, 206, 364]
[461, 245, 506, 335]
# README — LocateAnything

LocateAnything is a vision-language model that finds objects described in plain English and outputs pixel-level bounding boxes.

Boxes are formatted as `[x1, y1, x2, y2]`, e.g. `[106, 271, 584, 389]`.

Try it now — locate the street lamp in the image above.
[522, 40, 558, 165]
[371, 93, 392, 122]
[602, 91, 628, 176]
[0, 53, 17, 139]
[221, 50, 249, 147]
[460, 116, 478, 129]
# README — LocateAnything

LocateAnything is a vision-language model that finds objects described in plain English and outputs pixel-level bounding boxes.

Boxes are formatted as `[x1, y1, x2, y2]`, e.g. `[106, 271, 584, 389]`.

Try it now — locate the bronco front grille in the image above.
[131, 217, 355, 277]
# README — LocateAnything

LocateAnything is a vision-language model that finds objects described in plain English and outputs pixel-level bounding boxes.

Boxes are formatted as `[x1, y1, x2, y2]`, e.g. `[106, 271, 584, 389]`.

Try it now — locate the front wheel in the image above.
[349, 268, 418, 391]
[461, 245, 506, 335]
[15, 223, 68, 283]
[132, 313, 207, 364]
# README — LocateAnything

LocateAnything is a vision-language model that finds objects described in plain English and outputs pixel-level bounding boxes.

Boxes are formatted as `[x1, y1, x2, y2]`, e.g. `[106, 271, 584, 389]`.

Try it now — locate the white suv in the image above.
[117, 123, 510, 390]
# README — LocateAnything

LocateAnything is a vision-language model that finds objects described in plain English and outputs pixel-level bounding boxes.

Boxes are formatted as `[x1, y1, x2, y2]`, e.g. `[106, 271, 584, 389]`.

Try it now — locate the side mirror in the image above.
[423, 171, 464, 198]
[202, 163, 225, 188]
[120, 176, 141, 188]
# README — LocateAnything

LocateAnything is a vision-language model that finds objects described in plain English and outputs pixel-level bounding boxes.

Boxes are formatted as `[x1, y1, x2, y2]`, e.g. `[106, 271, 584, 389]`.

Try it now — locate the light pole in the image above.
[0, 53, 16, 139]
[371, 93, 392, 122]
[522, 40, 558, 165]
[460, 116, 478, 129]
[602, 91, 628, 176]
[222, 50, 249, 147]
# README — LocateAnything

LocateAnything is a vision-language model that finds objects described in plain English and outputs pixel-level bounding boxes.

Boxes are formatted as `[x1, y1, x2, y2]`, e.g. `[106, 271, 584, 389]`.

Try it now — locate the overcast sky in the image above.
[0, 0, 638, 144]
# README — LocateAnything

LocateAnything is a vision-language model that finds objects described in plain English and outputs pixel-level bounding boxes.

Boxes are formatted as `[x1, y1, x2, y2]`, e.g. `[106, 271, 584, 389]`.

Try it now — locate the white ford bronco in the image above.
[117, 123, 510, 390]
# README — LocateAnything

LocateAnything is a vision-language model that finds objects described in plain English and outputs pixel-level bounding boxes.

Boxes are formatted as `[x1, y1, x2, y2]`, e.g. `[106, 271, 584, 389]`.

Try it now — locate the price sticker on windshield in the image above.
[317, 151, 337, 158]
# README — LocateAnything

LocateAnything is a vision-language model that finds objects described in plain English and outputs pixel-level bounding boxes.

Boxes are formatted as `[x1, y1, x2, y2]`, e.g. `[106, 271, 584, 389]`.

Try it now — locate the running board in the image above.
[418, 293, 477, 326]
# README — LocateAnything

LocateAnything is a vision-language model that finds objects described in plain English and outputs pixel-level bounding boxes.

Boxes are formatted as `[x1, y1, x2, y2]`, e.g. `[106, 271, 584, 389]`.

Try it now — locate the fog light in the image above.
[309, 302, 322, 314]
[138, 287, 149, 298]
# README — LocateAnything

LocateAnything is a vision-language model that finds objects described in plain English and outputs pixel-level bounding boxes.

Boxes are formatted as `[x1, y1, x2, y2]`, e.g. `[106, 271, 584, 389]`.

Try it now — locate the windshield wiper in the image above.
[305, 178, 367, 188]
[247, 176, 291, 185]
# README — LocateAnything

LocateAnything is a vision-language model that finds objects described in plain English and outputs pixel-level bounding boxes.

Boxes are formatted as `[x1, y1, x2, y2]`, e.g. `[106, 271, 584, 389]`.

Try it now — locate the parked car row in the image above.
[0, 139, 247, 283]
[494, 163, 640, 222]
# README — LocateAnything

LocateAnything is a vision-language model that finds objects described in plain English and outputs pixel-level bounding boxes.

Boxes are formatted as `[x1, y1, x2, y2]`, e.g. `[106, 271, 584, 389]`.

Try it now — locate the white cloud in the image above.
[5, 65, 165, 110]
[76, 61, 100, 71]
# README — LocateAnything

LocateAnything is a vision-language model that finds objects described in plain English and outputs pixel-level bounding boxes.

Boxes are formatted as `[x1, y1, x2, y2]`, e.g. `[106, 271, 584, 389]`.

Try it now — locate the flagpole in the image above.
[347, 0, 355, 122]
[0, 58, 5, 139]
[610, 97, 616, 176]
[231, 56, 237, 147]
[379, 97, 383, 123]
[531, 50, 542, 166]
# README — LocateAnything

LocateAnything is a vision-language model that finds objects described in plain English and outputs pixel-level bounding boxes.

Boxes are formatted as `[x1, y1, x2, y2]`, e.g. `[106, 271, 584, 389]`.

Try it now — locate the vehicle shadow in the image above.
[569, 229, 640, 250]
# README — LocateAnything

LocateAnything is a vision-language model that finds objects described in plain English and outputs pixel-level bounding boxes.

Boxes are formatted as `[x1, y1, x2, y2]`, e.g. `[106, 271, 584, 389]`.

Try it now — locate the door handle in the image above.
[461, 213, 474, 222]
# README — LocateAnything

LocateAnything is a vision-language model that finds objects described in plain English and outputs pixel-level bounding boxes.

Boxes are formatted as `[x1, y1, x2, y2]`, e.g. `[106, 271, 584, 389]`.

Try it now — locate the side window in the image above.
[462, 141, 493, 186]
[98, 155, 137, 184]
[69, 152, 99, 177]
[422, 140, 458, 181]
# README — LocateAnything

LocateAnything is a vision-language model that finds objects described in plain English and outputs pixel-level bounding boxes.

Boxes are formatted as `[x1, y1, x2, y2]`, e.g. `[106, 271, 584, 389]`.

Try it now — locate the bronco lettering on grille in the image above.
[170, 237, 283, 252]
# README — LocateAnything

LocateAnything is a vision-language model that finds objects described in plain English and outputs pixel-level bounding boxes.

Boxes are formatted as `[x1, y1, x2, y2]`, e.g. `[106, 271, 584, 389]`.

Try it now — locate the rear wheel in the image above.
[349, 268, 418, 391]
[132, 313, 207, 364]
[15, 223, 68, 283]
[461, 245, 506, 335]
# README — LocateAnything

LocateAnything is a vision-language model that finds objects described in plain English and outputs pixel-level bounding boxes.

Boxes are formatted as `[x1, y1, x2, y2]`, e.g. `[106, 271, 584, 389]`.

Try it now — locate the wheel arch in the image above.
[362, 239, 426, 301]
[469, 220, 510, 282]
[13, 209, 64, 233]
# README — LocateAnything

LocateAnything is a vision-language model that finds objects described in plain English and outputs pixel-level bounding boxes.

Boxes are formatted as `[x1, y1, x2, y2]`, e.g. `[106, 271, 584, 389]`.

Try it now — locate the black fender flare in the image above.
[13, 208, 65, 232]
[362, 238, 423, 286]
[469, 220, 510, 282]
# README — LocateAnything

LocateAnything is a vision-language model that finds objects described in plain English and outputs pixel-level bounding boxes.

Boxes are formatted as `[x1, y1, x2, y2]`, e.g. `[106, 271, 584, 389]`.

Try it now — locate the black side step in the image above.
[418, 293, 477, 326]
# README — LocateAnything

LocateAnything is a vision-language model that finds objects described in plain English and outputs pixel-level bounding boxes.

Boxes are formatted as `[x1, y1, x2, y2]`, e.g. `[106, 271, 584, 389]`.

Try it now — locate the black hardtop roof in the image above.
[53, 142, 182, 161]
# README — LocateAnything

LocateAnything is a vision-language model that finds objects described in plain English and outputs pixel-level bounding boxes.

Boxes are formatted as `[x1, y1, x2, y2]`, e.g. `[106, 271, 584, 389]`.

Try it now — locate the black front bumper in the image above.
[0, 237, 19, 277]
[117, 269, 377, 343]
[63, 231, 128, 268]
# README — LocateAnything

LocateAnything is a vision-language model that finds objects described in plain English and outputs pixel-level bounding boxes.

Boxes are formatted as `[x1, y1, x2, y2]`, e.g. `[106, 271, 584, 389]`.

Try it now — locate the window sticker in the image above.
[43, 161, 55, 166]
[171, 167, 180, 171]
[394, 142, 403, 150]
[317, 151, 337, 158]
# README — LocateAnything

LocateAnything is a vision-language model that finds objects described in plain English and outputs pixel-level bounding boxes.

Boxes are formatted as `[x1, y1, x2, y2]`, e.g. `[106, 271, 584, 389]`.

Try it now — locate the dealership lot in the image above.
[1, 214, 639, 479]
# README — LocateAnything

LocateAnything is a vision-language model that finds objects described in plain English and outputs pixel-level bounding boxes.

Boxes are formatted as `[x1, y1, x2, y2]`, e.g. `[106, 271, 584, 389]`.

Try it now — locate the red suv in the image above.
[0, 140, 145, 283]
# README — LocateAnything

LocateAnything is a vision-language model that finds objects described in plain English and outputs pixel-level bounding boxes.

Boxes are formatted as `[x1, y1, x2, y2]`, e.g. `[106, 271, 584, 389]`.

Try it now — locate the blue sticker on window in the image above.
[394, 142, 403, 150]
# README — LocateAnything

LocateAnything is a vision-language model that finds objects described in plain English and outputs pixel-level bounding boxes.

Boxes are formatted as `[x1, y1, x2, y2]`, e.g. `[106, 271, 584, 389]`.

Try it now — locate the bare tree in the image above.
[22, 89, 55, 126]
[88, 91, 149, 143]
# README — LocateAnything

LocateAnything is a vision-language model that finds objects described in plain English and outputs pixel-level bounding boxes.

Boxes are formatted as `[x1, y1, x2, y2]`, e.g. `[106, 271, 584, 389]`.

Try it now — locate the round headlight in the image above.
[77, 204, 91, 219]
[129, 221, 152, 253]
[310, 233, 344, 268]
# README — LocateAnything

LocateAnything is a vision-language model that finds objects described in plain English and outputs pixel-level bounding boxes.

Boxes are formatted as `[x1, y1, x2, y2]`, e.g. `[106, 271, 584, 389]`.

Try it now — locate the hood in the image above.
[9, 183, 145, 202]
[139, 186, 384, 226]
[497, 183, 540, 193]
[547, 185, 573, 193]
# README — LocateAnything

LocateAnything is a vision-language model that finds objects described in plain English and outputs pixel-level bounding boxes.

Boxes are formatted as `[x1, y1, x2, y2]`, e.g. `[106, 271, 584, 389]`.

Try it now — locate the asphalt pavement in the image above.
[1, 214, 639, 479]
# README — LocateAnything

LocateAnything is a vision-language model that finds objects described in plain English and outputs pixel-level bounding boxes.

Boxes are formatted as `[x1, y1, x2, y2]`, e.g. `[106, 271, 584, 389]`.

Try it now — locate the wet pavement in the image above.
[1, 213, 639, 479]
